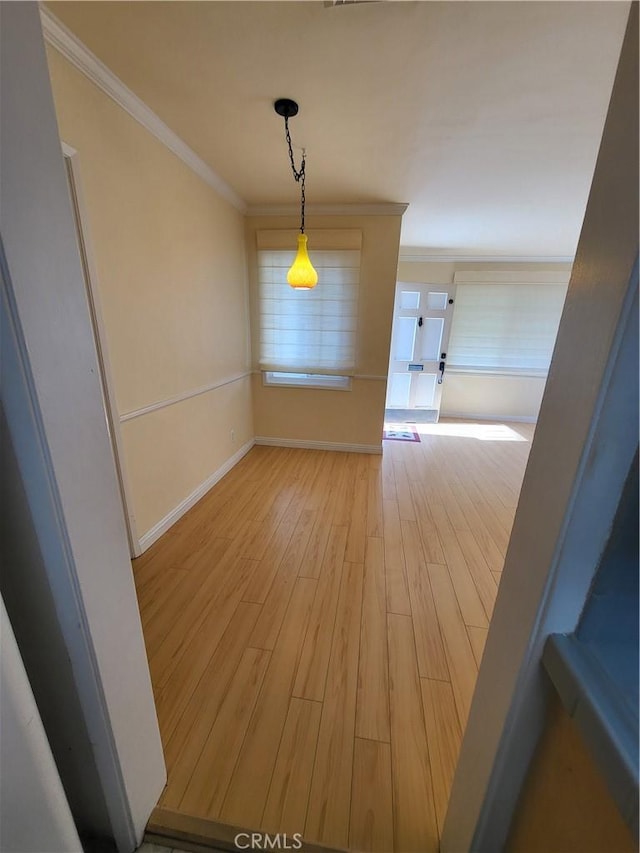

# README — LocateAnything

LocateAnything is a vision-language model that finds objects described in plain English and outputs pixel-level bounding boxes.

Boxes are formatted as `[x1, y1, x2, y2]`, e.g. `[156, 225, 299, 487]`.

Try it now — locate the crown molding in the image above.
[40, 5, 247, 213]
[398, 248, 574, 264]
[247, 203, 409, 217]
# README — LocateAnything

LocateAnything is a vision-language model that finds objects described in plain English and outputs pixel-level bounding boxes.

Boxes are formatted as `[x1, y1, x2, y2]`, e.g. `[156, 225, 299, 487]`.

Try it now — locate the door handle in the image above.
[438, 360, 446, 384]
[418, 316, 423, 327]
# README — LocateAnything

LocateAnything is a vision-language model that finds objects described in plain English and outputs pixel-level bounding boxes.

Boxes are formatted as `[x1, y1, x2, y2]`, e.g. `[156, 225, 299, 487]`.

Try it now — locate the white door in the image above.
[385, 282, 457, 422]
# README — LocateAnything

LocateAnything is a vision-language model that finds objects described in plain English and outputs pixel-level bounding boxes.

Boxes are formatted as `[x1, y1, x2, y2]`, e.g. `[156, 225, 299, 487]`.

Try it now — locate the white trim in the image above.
[254, 436, 382, 454]
[138, 439, 255, 552]
[353, 374, 387, 381]
[247, 203, 408, 217]
[119, 371, 251, 422]
[398, 249, 574, 264]
[251, 369, 386, 382]
[439, 411, 537, 424]
[40, 6, 246, 213]
[263, 372, 352, 391]
[63, 147, 141, 557]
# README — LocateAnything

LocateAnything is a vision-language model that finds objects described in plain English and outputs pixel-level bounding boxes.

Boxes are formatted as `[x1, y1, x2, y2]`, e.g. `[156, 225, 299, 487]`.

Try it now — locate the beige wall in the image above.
[247, 213, 403, 449]
[442, 374, 547, 422]
[121, 378, 252, 534]
[251, 375, 387, 448]
[396, 260, 573, 422]
[46, 47, 253, 539]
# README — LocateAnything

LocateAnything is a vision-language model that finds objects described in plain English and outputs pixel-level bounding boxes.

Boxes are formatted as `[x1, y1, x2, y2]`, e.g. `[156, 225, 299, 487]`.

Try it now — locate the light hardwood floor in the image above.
[134, 419, 535, 852]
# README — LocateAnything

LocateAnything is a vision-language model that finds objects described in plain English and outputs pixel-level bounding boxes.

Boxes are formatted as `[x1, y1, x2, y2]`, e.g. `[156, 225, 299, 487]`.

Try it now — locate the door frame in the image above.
[62, 144, 141, 558]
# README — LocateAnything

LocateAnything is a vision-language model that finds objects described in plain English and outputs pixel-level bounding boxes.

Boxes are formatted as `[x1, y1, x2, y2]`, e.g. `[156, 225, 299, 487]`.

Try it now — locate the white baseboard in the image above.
[138, 439, 255, 553]
[254, 436, 382, 454]
[440, 411, 538, 424]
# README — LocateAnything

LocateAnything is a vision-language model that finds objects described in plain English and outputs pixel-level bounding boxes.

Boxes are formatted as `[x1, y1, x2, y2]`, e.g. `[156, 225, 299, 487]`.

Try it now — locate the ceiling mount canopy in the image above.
[274, 98, 299, 119]
[274, 98, 318, 290]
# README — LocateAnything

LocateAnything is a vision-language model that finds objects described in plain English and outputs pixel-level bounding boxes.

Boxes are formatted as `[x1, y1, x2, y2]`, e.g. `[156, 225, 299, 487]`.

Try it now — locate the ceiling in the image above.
[46, 1, 630, 257]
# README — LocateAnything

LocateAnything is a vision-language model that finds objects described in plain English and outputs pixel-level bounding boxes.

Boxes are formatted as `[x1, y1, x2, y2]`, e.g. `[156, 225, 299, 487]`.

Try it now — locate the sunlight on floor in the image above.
[383, 419, 530, 442]
[416, 422, 528, 442]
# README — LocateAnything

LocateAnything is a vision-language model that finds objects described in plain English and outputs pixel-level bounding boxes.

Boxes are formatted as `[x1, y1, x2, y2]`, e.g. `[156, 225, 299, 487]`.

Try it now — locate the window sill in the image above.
[543, 633, 639, 838]
[262, 372, 352, 391]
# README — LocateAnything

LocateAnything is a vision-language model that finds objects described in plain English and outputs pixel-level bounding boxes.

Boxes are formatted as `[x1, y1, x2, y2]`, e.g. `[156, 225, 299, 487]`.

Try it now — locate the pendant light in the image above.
[274, 98, 318, 290]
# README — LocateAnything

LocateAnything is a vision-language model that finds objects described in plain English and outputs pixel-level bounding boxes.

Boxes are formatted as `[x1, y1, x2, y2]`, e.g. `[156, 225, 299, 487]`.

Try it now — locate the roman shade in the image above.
[448, 271, 570, 374]
[256, 230, 362, 375]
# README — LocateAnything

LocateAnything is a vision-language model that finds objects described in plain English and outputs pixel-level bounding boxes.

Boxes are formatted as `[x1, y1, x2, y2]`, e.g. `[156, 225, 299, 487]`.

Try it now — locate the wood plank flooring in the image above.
[134, 419, 534, 851]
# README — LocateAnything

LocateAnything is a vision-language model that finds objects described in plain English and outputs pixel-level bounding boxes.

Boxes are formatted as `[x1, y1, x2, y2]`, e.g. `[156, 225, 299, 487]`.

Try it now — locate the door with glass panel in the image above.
[385, 282, 456, 422]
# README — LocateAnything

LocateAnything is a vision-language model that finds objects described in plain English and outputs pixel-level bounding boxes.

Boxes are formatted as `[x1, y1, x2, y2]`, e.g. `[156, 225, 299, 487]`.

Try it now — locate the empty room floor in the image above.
[134, 419, 535, 852]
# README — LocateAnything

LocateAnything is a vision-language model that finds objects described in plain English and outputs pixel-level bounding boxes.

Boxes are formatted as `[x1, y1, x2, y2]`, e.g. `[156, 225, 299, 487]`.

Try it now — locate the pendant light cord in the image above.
[284, 116, 306, 233]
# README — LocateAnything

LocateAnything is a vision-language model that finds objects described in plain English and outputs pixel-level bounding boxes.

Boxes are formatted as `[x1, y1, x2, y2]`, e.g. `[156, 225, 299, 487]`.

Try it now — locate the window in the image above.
[256, 229, 361, 386]
[263, 372, 351, 390]
[448, 271, 569, 375]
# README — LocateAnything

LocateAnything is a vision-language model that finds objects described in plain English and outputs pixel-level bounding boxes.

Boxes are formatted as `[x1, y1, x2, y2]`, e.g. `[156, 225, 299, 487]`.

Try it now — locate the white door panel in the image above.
[426, 291, 448, 311]
[387, 372, 412, 408]
[400, 290, 421, 310]
[415, 372, 438, 408]
[394, 316, 417, 360]
[420, 317, 444, 361]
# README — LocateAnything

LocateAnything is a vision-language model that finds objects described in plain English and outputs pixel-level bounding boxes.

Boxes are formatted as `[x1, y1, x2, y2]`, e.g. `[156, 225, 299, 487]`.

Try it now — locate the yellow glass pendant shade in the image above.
[287, 234, 318, 290]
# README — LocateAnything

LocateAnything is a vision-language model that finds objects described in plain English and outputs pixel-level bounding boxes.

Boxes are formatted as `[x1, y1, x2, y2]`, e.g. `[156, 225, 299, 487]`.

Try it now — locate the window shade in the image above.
[257, 232, 361, 375]
[448, 272, 569, 373]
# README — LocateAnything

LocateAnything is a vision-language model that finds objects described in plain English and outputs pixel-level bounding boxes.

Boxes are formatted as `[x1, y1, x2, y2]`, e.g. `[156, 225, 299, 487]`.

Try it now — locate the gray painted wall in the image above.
[0, 404, 113, 842]
[1, 598, 82, 853]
